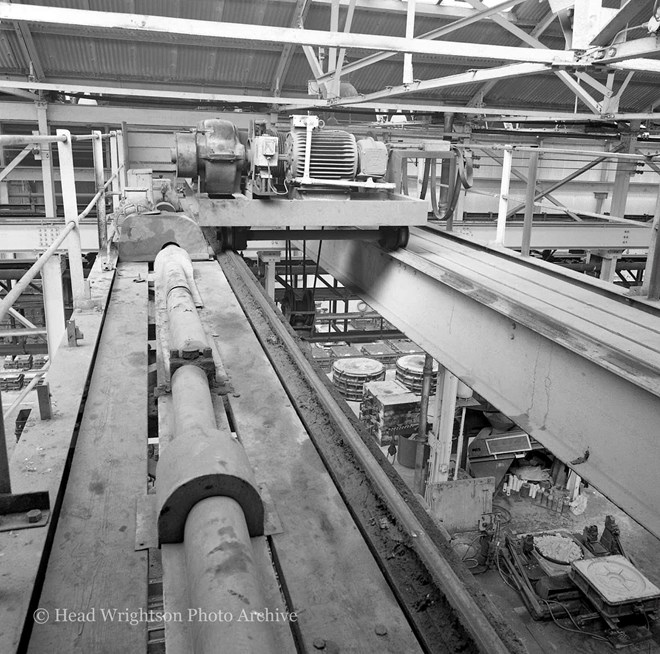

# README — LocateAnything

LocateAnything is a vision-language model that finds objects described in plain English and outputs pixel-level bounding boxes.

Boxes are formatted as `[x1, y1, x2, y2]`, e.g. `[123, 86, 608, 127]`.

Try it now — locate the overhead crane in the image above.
[1, 117, 659, 653]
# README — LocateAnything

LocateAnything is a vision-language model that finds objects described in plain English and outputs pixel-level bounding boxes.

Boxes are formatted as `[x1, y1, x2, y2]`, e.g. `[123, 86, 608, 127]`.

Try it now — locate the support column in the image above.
[117, 126, 128, 190]
[610, 127, 638, 219]
[36, 102, 56, 219]
[643, 184, 660, 300]
[425, 368, 458, 496]
[92, 130, 107, 250]
[593, 249, 622, 283]
[495, 146, 513, 246]
[521, 149, 539, 257]
[439, 113, 455, 212]
[258, 250, 281, 301]
[41, 254, 66, 357]
[56, 129, 86, 305]
[109, 131, 121, 212]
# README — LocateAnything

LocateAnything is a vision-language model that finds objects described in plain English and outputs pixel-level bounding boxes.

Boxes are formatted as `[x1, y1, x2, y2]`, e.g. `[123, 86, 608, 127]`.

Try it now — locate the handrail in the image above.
[0, 221, 76, 325]
[0, 129, 125, 326]
[0, 133, 111, 146]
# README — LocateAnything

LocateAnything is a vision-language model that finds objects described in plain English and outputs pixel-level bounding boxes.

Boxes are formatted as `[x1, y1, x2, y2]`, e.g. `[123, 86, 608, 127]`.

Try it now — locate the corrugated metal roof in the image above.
[0, 0, 658, 118]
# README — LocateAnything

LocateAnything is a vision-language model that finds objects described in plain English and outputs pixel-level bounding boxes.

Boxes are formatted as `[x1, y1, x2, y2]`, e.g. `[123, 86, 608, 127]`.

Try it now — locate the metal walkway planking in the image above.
[28, 263, 149, 653]
[300, 230, 660, 539]
[193, 260, 423, 653]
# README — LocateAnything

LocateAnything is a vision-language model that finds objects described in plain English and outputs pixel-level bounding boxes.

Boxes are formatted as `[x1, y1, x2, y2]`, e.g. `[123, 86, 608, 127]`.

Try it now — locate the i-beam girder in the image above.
[299, 232, 660, 540]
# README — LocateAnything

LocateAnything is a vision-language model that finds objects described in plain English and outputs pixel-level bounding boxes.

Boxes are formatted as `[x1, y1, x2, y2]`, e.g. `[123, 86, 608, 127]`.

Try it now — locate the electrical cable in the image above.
[459, 534, 483, 562]
[491, 504, 512, 525]
[541, 599, 609, 643]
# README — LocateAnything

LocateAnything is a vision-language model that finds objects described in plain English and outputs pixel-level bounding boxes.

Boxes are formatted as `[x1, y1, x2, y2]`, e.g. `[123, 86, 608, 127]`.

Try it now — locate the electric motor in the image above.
[287, 128, 358, 180]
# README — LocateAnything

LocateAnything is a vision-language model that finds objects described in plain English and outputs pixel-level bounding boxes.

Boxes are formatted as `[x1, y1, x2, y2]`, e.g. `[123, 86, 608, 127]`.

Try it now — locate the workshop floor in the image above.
[340, 376, 660, 653]
[378, 423, 660, 654]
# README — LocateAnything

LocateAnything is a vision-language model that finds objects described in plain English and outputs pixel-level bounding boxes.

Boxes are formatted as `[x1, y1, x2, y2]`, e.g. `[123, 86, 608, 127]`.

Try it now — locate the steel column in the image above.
[495, 146, 512, 245]
[300, 235, 660, 538]
[521, 149, 539, 257]
[55, 129, 86, 304]
[41, 254, 66, 358]
[109, 131, 121, 212]
[610, 133, 636, 219]
[92, 130, 107, 249]
[426, 368, 458, 491]
[36, 102, 56, 219]
[116, 128, 128, 191]
[644, 185, 660, 300]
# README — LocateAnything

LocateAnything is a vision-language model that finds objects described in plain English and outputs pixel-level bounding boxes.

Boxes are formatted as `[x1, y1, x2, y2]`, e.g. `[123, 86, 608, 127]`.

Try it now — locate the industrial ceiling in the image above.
[0, 0, 659, 124]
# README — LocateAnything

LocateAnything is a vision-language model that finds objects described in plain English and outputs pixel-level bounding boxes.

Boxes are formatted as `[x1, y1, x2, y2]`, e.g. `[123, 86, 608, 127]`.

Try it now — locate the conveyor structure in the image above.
[0, 245, 524, 653]
[1, 118, 660, 654]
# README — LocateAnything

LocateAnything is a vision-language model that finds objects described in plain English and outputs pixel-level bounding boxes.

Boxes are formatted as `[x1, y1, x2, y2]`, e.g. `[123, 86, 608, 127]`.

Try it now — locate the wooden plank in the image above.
[0, 256, 116, 653]
[194, 261, 422, 653]
[27, 263, 149, 654]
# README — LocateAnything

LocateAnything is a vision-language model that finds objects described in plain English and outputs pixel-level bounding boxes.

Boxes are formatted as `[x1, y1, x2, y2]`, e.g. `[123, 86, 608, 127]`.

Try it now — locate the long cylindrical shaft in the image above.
[170, 364, 217, 440]
[184, 497, 278, 654]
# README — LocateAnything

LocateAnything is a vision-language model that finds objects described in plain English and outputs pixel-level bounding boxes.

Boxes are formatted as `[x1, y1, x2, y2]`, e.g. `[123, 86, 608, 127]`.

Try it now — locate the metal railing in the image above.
[0, 128, 126, 444]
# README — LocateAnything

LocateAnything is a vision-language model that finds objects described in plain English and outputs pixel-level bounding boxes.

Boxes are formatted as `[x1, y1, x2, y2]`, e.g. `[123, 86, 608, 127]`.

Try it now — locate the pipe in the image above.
[0, 134, 67, 146]
[184, 497, 279, 654]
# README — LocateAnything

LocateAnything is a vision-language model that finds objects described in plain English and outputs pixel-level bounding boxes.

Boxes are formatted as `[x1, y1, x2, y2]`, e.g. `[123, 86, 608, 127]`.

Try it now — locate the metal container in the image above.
[332, 357, 385, 401]
[395, 354, 438, 394]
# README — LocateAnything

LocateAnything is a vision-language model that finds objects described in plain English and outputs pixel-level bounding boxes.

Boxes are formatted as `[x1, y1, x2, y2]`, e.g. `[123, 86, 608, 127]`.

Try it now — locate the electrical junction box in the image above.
[252, 135, 279, 168]
[357, 137, 388, 178]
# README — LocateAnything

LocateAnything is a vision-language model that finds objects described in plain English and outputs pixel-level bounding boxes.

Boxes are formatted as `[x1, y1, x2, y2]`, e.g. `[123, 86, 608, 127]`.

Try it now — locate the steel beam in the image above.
[300, 232, 660, 538]
[333, 62, 550, 105]
[271, 0, 312, 95]
[2, 85, 659, 123]
[450, 221, 651, 250]
[0, 144, 31, 184]
[12, 21, 45, 80]
[589, 0, 656, 47]
[592, 35, 660, 65]
[316, 0, 528, 84]
[464, 0, 603, 114]
[0, 3, 574, 65]
[0, 222, 99, 251]
[185, 195, 428, 227]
